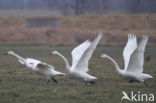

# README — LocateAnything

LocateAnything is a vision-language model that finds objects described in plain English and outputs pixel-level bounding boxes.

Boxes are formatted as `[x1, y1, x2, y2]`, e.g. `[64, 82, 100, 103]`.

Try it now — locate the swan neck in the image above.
[105, 55, 123, 74]
[56, 52, 70, 72]
[11, 52, 26, 63]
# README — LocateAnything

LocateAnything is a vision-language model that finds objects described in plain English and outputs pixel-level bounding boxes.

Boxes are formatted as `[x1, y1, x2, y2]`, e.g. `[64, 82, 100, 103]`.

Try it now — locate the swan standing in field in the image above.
[50, 33, 103, 85]
[5, 51, 65, 84]
[100, 34, 152, 86]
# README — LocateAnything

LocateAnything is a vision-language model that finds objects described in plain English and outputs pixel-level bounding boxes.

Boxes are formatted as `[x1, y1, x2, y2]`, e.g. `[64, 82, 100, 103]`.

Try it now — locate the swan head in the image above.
[4, 51, 14, 55]
[50, 50, 58, 55]
[100, 54, 108, 59]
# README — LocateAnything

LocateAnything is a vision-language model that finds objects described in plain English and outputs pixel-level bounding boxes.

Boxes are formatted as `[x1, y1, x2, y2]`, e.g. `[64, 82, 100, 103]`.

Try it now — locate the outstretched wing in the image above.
[123, 34, 137, 71]
[126, 35, 148, 73]
[74, 32, 103, 72]
[37, 63, 54, 71]
[26, 58, 41, 64]
[71, 40, 91, 67]
[26, 58, 54, 71]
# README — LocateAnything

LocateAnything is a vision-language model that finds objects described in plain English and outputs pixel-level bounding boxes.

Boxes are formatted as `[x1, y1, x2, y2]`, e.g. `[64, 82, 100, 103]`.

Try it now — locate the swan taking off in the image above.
[50, 32, 103, 85]
[5, 51, 65, 84]
[100, 34, 152, 86]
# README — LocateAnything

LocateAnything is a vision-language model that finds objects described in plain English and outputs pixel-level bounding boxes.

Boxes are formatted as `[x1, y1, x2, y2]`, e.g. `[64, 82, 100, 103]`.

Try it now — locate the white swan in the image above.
[5, 51, 65, 84]
[100, 34, 152, 85]
[50, 32, 103, 85]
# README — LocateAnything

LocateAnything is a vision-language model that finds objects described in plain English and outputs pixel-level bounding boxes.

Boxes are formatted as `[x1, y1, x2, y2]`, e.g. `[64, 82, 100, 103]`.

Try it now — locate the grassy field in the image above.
[0, 45, 156, 103]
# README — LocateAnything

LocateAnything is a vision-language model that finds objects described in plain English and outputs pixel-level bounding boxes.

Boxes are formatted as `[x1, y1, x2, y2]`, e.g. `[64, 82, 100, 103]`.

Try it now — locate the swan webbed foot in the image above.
[52, 77, 58, 83]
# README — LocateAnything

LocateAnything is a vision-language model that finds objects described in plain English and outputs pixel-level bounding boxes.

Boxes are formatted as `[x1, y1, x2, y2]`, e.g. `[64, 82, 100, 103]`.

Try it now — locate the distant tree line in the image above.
[59, 0, 156, 15]
[0, 0, 156, 14]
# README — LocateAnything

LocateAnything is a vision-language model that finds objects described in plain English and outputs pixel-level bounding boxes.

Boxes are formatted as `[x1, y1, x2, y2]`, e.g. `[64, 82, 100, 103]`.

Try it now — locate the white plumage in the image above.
[5, 51, 65, 83]
[51, 32, 103, 84]
[100, 34, 152, 85]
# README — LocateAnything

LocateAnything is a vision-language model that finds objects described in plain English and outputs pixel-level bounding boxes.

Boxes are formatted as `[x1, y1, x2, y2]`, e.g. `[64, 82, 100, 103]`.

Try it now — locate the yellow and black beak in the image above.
[4, 51, 10, 55]
[50, 51, 54, 55]
[99, 56, 103, 59]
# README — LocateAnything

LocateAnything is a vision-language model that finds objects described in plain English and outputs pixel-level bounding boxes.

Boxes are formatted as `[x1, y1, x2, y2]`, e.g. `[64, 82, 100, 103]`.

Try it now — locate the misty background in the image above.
[0, 0, 156, 16]
[0, 0, 156, 45]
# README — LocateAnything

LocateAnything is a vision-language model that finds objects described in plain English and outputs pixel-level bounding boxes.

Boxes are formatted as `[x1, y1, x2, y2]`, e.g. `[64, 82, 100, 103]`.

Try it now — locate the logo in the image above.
[121, 91, 131, 101]
[121, 91, 154, 102]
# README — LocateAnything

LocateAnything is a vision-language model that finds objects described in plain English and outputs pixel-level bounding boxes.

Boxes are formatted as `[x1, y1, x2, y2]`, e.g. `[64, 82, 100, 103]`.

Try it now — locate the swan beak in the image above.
[50, 51, 54, 55]
[4, 51, 9, 55]
[99, 56, 103, 59]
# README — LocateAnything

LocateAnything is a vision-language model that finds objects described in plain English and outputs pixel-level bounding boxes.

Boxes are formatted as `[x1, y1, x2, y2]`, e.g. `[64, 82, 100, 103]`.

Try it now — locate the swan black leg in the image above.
[143, 82, 148, 87]
[52, 77, 58, 83]
[85, 81, 88, 86]
[89, 81, 95, 85]
[47, 79, 51, 84]
[128, 80, 135, 83]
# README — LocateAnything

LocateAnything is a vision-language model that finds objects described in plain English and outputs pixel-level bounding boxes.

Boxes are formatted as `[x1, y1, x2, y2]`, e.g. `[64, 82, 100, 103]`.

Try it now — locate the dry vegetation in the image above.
[0, 13, 156, 103]
[0, 14, 156, 45]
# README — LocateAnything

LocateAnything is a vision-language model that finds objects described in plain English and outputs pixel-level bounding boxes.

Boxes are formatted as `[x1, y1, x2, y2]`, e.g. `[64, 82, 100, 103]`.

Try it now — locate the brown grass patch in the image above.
[0, 14, 156, 45]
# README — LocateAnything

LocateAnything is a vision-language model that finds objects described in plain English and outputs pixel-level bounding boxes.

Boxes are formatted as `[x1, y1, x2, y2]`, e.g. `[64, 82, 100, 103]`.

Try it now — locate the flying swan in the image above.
[50, 32, 103, 85]
[5, 51, 65, 84]
[100, 34, 152, 86]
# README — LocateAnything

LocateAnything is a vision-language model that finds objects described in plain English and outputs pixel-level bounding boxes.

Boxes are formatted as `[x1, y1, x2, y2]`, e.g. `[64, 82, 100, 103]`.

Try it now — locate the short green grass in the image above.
[0, 45, 156, 103]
